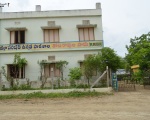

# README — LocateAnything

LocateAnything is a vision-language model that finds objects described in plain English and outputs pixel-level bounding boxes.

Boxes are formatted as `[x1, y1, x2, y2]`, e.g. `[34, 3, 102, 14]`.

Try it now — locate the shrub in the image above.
[19, 84, 32, 90]
[68, 67, 82, 87]
[69, 67, 82, 80]
[0, 91, 113, 100]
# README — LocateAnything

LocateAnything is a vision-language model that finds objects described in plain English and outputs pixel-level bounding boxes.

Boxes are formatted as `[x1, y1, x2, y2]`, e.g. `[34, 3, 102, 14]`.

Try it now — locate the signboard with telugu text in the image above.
[0, 41, 103, 53]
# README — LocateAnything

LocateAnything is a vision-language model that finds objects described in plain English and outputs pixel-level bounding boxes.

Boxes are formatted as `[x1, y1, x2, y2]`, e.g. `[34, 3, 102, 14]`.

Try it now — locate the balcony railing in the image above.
[0, 40, 103, 53]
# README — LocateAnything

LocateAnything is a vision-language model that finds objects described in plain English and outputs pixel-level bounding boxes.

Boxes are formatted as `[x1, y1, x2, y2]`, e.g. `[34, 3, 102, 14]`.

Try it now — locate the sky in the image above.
[1, 0, 150, 57]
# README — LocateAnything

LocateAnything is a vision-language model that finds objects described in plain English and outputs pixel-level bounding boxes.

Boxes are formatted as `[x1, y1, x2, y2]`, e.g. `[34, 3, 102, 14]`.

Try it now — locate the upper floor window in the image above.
[5, 27, 27, 44]
[41, 21, 61, 43]
[10, 31, 25, 44]
[78, 28, 95, 41]
[77, 20, 97, 41]
[44, 29, 59, 43]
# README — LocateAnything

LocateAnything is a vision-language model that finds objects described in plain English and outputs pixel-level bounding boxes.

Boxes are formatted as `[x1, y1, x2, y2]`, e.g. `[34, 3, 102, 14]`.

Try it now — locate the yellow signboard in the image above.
[0, 41, 103, 53]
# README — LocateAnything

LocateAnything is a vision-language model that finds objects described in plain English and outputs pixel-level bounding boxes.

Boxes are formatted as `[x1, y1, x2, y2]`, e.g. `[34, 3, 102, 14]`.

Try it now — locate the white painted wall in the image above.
[0, 7, 103, 83]
[0, 16, 102, 44]
[0, 50, 99, 81]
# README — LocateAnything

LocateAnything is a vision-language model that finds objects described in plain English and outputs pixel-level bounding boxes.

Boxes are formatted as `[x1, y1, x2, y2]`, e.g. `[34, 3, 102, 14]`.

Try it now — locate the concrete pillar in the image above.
[96, 3, 101, 9]
[106, 66, 109, 87]
[35, 5, 41, 11]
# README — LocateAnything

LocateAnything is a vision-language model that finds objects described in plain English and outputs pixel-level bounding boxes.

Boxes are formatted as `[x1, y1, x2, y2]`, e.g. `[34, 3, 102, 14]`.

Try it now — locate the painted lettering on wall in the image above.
[0, 41, 103, 53]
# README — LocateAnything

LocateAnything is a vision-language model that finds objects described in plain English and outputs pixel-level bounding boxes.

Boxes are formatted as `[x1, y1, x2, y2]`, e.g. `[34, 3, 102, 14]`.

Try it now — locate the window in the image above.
[44, 29, 59, 43]
[44, 63, 60, 77]
[10, 31, 25, 44]
[78, 28, 95, 41]
[7, 65, 25, 79]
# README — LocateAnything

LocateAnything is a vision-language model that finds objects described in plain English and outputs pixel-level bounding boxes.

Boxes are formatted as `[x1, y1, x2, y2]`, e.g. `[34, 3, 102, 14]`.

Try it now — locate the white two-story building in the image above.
[0, 3, 103, 87]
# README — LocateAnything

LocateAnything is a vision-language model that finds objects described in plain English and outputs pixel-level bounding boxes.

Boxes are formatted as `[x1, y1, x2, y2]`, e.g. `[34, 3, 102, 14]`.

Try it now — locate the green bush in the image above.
[76, 84, 90, 88]
[1, 84, 33, 91]
[99, 79, 107, 87]
[117, 74, 131, 81]
[69, 67, 82, 80]
[0, 91, 113, 100]
[19, 84, 32, 90]
[68, 67, 82, 86]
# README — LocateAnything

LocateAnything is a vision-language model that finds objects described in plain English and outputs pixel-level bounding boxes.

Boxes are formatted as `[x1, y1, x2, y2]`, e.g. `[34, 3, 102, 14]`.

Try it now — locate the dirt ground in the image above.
[0, 90, 150, 120]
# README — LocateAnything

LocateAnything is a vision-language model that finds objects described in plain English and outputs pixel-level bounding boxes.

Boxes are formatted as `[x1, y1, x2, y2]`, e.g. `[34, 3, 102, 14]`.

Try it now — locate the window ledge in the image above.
[5, 27, 27, 31]
[76, 24, 97, 28]
[41, 26, 61, 30]
[42, 60, 60, 64]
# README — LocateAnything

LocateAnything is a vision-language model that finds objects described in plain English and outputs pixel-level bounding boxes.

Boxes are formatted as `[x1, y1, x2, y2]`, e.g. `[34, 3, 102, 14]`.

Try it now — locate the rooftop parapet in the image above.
[0, 3, 102, 19]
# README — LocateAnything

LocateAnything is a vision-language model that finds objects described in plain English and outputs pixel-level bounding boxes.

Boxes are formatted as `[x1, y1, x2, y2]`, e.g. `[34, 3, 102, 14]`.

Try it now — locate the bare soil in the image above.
[0, 90, 150, 120]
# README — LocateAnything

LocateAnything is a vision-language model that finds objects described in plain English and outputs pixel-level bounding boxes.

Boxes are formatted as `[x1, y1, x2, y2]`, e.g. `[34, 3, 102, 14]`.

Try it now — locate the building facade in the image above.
[0, 3, 103, 87]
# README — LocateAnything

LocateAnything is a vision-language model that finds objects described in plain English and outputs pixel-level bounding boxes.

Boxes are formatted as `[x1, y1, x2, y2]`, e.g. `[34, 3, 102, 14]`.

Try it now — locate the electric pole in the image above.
[0, 3, 9, 7]
[0, 3, 10, 12]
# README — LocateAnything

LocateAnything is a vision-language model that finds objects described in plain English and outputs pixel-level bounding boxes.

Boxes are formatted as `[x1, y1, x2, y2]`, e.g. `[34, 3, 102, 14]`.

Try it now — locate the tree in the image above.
[1, 66, 13, 88]
[83, 47, 121, 85]
[13, 54, 27, 68]
[56, 60, 68, 81]
[56, 60, 68, 88]
[96, 47, 121, 72]
[126, 32, 150, 71]
[1, 53, 27, 88]
[37, 60, 48, 88]
[83, 54, 97, 85]
[13, 53, 27, 78]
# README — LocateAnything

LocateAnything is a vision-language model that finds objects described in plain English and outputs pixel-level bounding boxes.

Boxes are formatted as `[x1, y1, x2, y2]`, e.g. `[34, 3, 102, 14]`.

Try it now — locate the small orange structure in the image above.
[131, 65, 140, 73]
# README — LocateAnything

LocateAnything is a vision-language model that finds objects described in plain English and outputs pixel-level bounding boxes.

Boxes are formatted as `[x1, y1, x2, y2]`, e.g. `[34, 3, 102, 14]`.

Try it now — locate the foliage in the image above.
[131, 70, 143, 84]
[126, 32, 150, 71]
[37, 60, 47, 79]
[40, 76, 48, 89]
[13, 53, 27, 68]
[99, 79, 107, 87]
[143, 69, 150, 85]
[83, 54, 97, 85]
[68, 67, 82, 87]
[1, 66, 9, 80]
[1, 53, 27, 88]
[1, 66, 14, 88]
[0, 91, 112, 100]
[13, 54, 27, 87]
[1, 84, 33, 91]
[69, 67, 82, 80]
[96, 47, 122, 72]
[1, 54, 27, 88]
[19, 84, 32, 90]
[83, 47, 121, 85]
[117, 74, 131, 81]
[75, 84, 90, 88]
[37, 60, 48, 88]
[56, 60, 68, 80]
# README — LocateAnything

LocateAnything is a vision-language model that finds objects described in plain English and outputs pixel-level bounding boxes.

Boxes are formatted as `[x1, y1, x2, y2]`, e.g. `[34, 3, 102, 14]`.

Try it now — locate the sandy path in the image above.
[0, 90, 150, 120]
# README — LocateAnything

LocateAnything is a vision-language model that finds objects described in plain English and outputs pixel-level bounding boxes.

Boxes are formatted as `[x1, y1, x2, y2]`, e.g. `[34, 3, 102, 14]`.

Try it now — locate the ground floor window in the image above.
[44, 63, 60, 77]
[7, 65, 25, 79]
